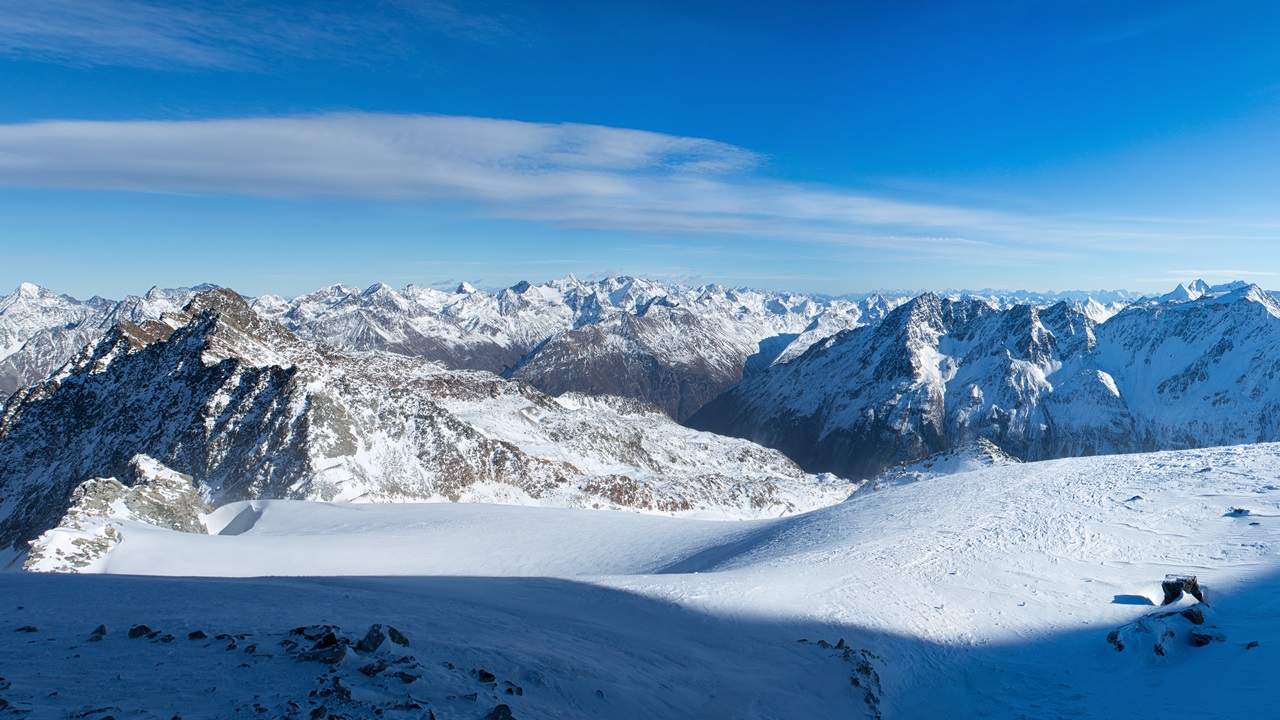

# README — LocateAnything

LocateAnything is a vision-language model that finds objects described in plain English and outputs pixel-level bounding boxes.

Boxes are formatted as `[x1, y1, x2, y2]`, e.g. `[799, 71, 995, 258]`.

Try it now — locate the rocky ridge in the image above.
[0, 282, 217, 398]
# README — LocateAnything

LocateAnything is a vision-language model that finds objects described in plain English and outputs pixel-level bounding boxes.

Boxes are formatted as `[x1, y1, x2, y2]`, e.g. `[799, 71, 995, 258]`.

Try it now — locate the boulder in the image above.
[1161, 575, 1204, 605]
[486, 705, 515, 720]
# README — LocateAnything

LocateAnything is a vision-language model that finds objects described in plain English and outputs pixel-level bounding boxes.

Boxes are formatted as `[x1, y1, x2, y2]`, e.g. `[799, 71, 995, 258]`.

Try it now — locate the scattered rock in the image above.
[1161, 575, 1204, 605]
[299, 643, 346, 665]
[356, 625, 386, 654]
[1189, 630, 1227, 647]
[188, 630, 208, 640]
[1247, 641, 1260, 649]
[477, 669, 496, 683]
[1125, 495, 1143, 502]
[358, 659, 389, 677]
[386, 626, 409, 647]
[1228, 507, 1250, 516]
[128, 625, 153, 639]
[485, 705, 515, 720]
[15, 625, 37, 632]
[1107, 629, 1126, 652]
[1180, 607, 1206, 625]
[88, 625, 107, 642]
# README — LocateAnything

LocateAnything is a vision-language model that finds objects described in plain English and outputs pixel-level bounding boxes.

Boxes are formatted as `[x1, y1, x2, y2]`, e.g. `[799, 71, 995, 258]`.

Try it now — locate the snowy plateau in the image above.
[2, 276, 1279, 719]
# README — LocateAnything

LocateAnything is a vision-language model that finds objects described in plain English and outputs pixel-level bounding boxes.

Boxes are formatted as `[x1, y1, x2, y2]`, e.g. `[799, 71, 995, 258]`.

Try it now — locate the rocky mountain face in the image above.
[0, 288, 851, 555]
[0, 283, 216, 398]
[690, 283, 1280, 479]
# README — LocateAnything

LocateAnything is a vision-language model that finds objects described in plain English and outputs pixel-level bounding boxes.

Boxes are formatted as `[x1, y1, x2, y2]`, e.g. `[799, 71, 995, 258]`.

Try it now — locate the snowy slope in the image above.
[9, 441, 1280, 718]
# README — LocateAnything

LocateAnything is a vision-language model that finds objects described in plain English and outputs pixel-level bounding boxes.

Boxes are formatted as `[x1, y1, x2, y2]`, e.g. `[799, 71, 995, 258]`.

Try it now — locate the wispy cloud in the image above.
[0, 0, 510, 69]
[1167, 270, 1278, 278]
[0, 112, 1268, 264]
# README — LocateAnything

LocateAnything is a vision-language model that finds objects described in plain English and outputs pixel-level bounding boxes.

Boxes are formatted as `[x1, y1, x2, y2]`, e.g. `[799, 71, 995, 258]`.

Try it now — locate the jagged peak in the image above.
[183, 287, 254, 319]
[455, 281, 477, 294]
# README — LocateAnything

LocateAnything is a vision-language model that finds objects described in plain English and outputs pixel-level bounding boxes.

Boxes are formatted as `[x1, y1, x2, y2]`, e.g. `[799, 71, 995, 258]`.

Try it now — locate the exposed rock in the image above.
[128, 625, 152, 639]
[22, 456, 210, 573]
[1189, 630, 1227, 647]
[386, 626, 409, 647]
[355, 625, 386, 654]
[1162, 575, 1204, 605]
[1108, 597, 1219, 658]
[485, 704, 515, 720]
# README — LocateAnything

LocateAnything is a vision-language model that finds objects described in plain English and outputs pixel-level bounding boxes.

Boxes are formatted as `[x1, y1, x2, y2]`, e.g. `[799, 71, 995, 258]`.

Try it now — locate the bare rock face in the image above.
[23, 455, 211, 572]
[0, 288, 853, 558]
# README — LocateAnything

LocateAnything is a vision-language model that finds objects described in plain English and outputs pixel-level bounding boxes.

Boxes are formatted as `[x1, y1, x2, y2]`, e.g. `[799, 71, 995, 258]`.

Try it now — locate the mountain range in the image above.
[0, 287, 848, 556]
[4, 275, 1278, 555]
[691, 280, 1280, 478]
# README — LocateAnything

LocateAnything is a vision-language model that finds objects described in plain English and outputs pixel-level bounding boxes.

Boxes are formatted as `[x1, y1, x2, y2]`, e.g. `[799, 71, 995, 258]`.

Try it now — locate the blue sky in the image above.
[2, 0, 1280, 298]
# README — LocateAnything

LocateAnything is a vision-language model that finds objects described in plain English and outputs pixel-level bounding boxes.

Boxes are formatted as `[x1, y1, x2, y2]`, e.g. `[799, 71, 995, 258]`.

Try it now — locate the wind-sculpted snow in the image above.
[691, 281, 1280, 479]
[9, 442, 1280, 717]
[0, 288, 851, 554]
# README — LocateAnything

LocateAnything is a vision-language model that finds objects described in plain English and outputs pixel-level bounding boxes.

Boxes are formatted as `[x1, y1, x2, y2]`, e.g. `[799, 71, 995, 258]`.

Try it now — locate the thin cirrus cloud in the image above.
[0, 111, 1229, 261]
[0, 0, 500, 69]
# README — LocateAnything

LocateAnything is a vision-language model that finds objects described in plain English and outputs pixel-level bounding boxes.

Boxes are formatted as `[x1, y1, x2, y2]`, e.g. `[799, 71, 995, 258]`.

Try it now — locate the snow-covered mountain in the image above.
[0, 283, 216, 397]
[0, 288, 851, 555]
[691, 281, 1280, 479]
[251, 276, 886, 421]
[2, 277, 1139, 424]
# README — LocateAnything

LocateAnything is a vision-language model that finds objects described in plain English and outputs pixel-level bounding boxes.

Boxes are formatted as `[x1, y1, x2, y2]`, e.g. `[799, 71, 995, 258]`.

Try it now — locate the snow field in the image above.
[10, 441, 1280, 717]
